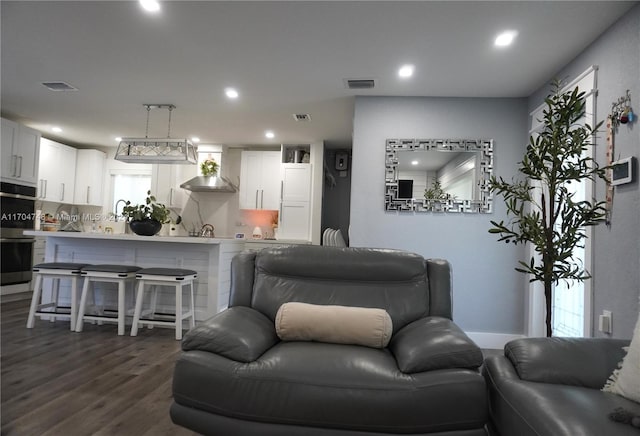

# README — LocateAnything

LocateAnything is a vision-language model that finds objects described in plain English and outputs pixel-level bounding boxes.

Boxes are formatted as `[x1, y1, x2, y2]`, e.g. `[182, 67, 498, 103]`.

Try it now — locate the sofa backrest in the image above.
[229, 246, 452, 331]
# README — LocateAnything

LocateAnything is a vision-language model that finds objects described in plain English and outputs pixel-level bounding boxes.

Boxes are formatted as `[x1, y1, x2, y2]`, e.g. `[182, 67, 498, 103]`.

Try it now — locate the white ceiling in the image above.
[1, 1, 636, 150]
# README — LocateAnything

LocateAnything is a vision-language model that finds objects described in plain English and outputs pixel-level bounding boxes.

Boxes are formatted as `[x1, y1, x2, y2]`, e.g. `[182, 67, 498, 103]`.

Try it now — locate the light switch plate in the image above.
[599, 310, 612, 333]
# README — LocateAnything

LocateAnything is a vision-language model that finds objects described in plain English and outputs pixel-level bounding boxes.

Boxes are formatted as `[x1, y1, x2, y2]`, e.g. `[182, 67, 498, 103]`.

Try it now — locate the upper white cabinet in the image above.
[151, 164, 187, 209]
[281, 164, 312, 202]
[74, 149, 106, 206]
[1, 118, 40, 186]
[38, 138, 77, 203]
[239, 151, 280, 210]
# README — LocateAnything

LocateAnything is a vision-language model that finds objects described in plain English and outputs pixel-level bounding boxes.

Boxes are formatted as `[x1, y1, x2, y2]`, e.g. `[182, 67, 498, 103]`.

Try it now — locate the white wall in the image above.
[351, 96, 528, 336]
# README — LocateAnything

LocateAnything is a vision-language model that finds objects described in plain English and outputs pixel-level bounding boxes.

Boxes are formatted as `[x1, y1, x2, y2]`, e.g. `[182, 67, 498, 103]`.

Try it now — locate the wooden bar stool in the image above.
[27, 262, 90, 331]
[75, 264, 141, 336]
[130, 268, 197, 340]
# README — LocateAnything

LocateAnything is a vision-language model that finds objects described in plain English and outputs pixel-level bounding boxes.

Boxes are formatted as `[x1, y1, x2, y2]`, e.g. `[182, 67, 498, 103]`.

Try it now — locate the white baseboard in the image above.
[466, 331, 525, 350]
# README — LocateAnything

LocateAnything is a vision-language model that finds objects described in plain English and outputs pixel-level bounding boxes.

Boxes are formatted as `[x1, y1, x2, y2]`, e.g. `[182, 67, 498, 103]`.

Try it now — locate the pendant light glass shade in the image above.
[115, 138, 197, 164]
[114, 104, 197, 164]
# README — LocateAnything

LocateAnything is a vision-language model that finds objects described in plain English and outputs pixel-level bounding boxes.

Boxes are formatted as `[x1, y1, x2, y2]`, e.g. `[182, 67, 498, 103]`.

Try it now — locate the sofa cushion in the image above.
[251, 246, 430, 330]
[389, 317, 483, 373]
[181, 307, 278, 362]
[603, 311, 640, 403]
[505, 337, 629, 388]
[484, 355, 640, 436]
[275, 302, 393, 348]
[173, 342, 487, 434]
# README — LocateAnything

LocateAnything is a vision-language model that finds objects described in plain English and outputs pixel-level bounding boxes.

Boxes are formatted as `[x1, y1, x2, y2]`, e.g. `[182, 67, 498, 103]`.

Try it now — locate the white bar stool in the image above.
[130, 268, 197, 340]
[75, 264, 141, 336]
[27, 262, 90, 331]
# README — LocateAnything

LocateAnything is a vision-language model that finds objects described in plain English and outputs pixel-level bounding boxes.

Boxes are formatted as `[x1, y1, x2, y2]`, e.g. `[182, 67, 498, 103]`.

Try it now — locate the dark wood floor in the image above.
[1, 299, 197, 436]
[2, 298, 503, 435]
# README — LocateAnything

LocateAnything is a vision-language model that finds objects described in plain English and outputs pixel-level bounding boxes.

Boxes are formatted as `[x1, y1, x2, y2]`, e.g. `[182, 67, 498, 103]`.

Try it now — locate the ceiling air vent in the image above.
[344, 78, 375, 89]
[42, 81, 78, 91]
[293, 113, 311, 122]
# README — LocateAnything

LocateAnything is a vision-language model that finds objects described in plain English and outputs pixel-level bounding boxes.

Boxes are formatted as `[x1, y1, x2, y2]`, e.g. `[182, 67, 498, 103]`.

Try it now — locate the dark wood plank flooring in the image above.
[2, 299, 503, 435]
[1, 299, 197, 436]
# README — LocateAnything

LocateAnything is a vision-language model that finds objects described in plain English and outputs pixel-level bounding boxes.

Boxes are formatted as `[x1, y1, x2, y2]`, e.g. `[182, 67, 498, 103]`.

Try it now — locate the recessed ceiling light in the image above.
[51, 126, 62, 133]
[411, 160, 419, 165]
[191, 137, 200, 143]
[398, 64, 414, 78]
[139, 0, 160, 13]
[265, 131, 275, 139]
[225, 87, 239, 99]
[495, 31, 517, 47]
[115, 137, 122, 142]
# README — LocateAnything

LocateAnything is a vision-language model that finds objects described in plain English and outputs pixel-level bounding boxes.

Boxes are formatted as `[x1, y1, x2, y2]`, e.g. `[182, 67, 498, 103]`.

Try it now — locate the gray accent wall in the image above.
[529, 4, 640, 339]
[350, 96, 528, 334]
[350, 4, 639, 338]
[322, 149, 352, 243]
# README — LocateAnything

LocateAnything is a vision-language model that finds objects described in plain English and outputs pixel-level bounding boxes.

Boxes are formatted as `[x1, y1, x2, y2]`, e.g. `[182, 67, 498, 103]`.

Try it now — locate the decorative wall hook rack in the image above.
[609, 90, 634, 128]
[611, 89, 631, 112]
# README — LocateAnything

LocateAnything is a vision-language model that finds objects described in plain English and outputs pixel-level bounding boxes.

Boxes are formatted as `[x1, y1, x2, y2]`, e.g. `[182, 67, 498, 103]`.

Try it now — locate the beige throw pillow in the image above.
[603, 310, 640, 403]
[275, 302, 393, 348]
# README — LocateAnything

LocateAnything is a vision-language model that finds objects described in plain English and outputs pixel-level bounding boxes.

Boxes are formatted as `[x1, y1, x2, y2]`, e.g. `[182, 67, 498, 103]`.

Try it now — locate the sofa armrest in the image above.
[388, 316, 483, 373]
[181, 306, 279, 362]
[504, 337, 630, 388]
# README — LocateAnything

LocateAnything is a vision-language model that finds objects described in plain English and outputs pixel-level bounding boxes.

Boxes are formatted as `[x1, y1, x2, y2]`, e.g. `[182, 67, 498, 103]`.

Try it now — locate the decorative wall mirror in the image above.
[385, 138, 493, 213]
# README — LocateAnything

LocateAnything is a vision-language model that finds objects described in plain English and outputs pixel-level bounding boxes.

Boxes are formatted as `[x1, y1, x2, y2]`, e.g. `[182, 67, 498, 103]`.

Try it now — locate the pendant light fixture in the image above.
[114, 104, 197, 164]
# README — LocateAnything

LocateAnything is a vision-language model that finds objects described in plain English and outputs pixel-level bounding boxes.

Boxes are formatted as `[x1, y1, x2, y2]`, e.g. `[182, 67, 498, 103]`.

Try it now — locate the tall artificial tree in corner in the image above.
[489, 81, 608, 337]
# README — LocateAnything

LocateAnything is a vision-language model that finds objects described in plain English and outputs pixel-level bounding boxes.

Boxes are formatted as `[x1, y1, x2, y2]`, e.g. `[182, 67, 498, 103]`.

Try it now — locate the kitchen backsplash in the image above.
[236, 209, 279, 239]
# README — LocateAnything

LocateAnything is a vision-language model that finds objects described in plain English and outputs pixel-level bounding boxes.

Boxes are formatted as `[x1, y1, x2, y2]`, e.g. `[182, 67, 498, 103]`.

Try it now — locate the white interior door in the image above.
[527, 66, 597, 337]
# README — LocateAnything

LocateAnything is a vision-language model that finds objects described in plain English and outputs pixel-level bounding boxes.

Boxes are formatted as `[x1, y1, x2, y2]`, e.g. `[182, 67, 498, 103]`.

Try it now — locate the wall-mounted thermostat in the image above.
[611, 156, 635, 186]
[335, 152, 349, 171]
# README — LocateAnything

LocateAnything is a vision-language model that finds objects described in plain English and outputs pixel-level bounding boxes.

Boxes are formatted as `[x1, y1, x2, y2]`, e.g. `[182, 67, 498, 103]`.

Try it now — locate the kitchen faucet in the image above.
[114, 199, 127, 220]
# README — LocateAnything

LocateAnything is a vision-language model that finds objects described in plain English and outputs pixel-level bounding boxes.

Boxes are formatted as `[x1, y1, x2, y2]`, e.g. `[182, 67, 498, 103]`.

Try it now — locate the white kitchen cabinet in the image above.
[74, 149, 106, 206]
[151, 164, 186, 209]
[32, 237, 46, 266]
[278, 201, 311, 240]
[1, 118, 41, 186]
[239, 151, 280, 210]
[278, 163, 312, 240]
[244, 239, 311, 252]
[281, 164, 311, 202]
[38, 138, 77, 203]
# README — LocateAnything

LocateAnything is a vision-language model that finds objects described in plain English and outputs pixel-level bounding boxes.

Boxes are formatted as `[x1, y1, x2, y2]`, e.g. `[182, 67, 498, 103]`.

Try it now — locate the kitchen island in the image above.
[24, 231, 245, 321]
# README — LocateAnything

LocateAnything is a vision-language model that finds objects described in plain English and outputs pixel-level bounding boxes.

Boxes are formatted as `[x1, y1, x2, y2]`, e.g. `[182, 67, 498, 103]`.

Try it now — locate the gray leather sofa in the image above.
[171, 246, 488, 435]
[483, 337, 640, 436]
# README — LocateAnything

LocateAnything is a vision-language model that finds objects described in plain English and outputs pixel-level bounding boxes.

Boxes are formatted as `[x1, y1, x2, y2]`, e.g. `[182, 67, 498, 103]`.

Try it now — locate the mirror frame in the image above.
[385, 138, 493, 213]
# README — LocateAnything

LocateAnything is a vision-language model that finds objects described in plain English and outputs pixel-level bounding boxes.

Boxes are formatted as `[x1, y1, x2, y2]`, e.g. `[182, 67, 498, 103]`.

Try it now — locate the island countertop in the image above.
[25, 230, 246, 320]
[24, 230, 241, 244]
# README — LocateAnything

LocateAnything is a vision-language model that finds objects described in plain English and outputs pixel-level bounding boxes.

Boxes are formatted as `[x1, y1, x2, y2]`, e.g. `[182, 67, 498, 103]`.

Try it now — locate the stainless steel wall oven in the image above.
[1, 182, 36, 285]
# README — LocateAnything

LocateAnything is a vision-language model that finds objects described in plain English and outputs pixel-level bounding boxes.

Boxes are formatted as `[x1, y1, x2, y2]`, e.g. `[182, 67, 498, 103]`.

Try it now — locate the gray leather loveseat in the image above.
[483, 337, 640, 436]
[171, 246, 488, 435]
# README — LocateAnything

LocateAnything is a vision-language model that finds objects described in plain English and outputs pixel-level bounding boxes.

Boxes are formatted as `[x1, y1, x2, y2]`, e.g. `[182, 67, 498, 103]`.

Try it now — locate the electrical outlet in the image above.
[598, 310, 612, 333]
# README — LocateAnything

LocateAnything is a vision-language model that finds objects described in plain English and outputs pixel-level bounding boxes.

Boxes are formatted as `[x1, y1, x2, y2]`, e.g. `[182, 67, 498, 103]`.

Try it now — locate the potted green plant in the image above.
[488, 81, 608, 337]
[424, 180, 454, 201]
[200, 158, 219, 176]
[121, 190, 170, 236]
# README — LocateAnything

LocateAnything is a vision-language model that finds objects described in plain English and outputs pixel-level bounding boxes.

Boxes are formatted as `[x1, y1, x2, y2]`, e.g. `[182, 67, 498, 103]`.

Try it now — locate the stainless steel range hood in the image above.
[180, 175, 237, 192]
